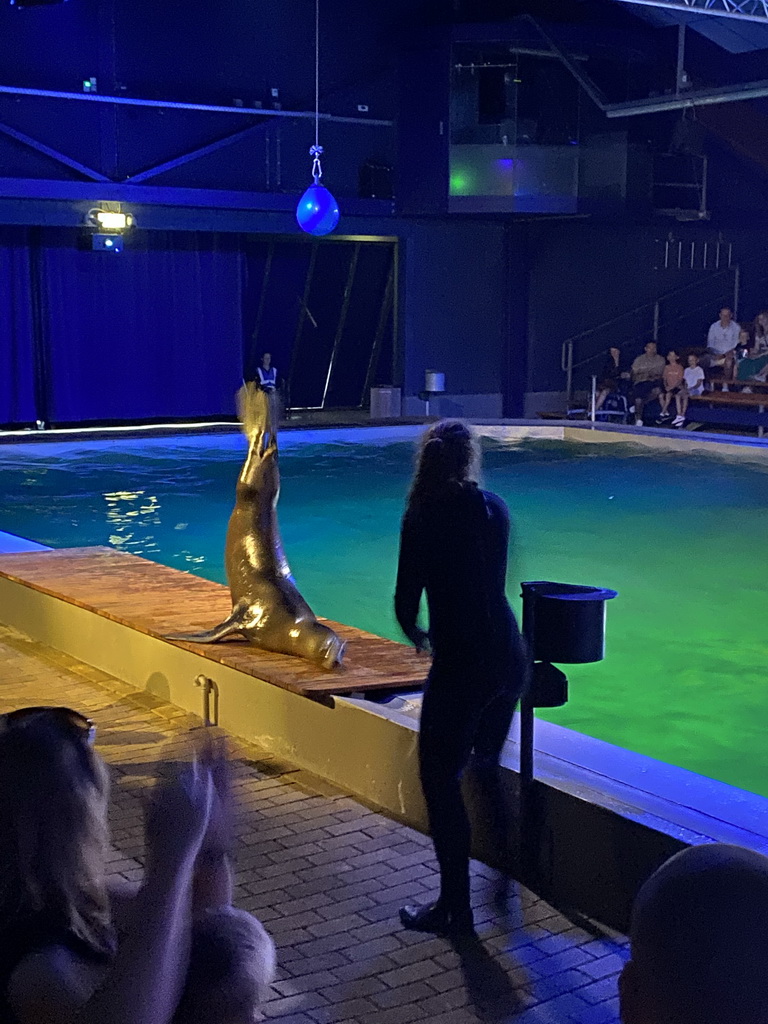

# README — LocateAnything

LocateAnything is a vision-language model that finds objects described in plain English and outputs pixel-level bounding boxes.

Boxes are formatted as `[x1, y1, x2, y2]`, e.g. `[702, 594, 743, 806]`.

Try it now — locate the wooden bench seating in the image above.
[707, 377, 768, 393]
[688, 391, 768, 437]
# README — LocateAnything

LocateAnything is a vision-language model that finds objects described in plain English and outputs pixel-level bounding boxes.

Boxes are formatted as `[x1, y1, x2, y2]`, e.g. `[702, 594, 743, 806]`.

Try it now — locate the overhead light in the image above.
[9, 0, 69, 7]
[85, 208, 135, 231]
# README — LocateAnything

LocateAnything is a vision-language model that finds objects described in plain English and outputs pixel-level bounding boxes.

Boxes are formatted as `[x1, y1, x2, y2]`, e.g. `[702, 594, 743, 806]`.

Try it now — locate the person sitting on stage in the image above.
[703, 307, 740, 380]
[256, 353, 277, 394]
[630, 342, 665, 426]
[736, 328, 768, 383]
[595, 347, 631, 412]
[620, 843, 768, 1024]
[0, 707, 275, 1024]
[676, 353, 705, 427]
[656, 350, 684, 424]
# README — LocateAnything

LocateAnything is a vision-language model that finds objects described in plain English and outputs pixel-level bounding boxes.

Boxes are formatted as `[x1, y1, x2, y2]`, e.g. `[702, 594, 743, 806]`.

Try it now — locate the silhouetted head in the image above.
[261, 352, 271, 368]
[719, 307, 732, 324]
[644, 341, 658, 356]
[620, 843, 768, 1024]
[408, 420, 480, 510]
[0, 707, 113, 955]
[739, 328, 751, 347]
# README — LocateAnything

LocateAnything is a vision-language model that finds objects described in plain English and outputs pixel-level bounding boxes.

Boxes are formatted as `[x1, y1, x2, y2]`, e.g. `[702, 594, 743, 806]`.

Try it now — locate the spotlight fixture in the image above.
[85, 208, 134, 231]
[9, 0, 68, 7]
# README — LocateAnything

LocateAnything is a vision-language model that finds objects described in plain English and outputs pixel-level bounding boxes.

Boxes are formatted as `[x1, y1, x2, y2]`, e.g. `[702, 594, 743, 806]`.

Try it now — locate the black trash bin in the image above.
[521, 581, 618, 666]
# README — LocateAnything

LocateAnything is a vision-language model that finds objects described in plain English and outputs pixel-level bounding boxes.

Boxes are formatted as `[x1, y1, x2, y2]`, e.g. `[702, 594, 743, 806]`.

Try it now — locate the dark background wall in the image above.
[403, 220, 509, 400]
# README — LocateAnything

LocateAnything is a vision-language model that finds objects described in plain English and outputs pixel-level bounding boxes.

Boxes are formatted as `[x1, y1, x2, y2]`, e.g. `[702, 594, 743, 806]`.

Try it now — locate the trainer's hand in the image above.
[412, 629, 431, 656]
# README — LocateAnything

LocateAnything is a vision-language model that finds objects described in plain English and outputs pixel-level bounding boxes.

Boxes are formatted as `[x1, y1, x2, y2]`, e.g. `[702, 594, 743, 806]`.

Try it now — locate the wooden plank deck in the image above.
[0, 547, 427, 700]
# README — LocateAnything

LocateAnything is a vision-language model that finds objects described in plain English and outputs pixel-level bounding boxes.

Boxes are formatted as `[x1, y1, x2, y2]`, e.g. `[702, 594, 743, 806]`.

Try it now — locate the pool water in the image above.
[1, 432, 767, 797]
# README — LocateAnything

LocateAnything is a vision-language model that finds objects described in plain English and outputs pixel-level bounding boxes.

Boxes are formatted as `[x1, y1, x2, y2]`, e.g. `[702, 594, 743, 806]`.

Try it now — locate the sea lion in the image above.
[166, 383, 345, 669]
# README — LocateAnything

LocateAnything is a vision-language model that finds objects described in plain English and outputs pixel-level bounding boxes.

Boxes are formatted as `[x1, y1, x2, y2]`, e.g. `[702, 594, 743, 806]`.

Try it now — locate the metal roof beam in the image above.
[526, 13, 768, 115]
[0, 83, 392, 127]
[615, 0, 768, 25]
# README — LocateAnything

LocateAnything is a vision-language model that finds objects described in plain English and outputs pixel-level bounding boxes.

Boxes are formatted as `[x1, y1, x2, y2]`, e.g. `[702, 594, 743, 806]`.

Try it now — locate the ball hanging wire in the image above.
[296, 0, 340, 236]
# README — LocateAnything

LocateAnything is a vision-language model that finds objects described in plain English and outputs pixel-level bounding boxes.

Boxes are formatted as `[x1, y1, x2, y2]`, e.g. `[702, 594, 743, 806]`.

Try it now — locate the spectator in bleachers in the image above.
[595, 347, 631, 412]
[736, 327, 768, 383]
[704, 306, 740, 379]
[656, 350, 684, 424]
[630, 342, 665, 426]
[0, 707, 275, 1024]
[753, 311, 768, 354]
[675, 353, 705, 426]
[619, 843, 768, 1024]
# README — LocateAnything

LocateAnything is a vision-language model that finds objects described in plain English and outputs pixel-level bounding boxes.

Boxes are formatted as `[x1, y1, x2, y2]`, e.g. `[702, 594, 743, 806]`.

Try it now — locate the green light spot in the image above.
[450, 173, 472, 195]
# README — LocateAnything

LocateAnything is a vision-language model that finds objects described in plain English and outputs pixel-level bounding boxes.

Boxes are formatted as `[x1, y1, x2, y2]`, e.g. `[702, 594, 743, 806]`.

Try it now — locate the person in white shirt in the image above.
[704, 307, 740, 379]
[675, 353, 705, 427]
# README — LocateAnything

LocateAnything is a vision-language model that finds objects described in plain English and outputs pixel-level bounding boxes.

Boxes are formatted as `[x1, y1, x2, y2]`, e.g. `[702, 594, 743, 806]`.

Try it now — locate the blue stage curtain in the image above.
[43, 230, 244, 423]
[0, 227, 36, 425]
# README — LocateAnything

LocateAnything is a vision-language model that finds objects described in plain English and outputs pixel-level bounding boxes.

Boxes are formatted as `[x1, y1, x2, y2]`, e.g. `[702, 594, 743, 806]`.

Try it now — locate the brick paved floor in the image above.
[0, 623, 628, 1023]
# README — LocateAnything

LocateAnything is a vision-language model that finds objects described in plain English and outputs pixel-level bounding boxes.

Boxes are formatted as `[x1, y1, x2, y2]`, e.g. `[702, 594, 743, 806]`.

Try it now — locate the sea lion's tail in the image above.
[164, 607, 245, 645]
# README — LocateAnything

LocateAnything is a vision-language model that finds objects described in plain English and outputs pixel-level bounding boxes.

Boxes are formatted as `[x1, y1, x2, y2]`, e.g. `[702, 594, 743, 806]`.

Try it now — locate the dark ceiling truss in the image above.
[525, 13, 768, 114]
[0, 84, 392, 185]
[614, 0, 768, 24]
[0, 119, 110, 181]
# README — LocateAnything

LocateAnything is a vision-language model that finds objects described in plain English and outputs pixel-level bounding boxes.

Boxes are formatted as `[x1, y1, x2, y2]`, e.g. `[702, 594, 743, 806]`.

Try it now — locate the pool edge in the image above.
[0, 548, 766, 931]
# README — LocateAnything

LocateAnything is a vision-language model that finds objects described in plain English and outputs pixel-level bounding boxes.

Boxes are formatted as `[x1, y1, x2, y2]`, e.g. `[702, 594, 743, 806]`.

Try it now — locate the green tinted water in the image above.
[1, 434, 766, 796]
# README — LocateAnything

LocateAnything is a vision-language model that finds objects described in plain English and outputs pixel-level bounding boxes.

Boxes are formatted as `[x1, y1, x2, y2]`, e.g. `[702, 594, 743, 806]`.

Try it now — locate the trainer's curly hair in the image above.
[406, 419, 480, 513]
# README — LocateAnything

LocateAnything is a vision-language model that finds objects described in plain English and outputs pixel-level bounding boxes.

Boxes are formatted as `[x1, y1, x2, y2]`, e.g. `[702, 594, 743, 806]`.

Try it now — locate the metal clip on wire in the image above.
[310, 144, 324, 184]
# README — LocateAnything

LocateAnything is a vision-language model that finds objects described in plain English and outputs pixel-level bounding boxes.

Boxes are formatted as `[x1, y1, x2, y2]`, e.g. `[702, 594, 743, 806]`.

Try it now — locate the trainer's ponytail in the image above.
[406, 419, 480, 514]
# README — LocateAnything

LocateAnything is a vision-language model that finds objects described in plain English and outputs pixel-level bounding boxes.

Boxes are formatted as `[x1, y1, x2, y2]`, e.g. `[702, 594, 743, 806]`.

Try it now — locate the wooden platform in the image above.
[0, 547, 427, 700]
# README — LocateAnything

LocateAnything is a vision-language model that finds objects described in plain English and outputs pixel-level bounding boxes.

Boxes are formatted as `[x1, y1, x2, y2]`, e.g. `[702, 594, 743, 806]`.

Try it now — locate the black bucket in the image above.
[521, 581, 618, 665]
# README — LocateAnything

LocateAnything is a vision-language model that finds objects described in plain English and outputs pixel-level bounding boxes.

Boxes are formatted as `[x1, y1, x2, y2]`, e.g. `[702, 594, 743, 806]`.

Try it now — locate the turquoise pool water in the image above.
[1, 431, 767, 797]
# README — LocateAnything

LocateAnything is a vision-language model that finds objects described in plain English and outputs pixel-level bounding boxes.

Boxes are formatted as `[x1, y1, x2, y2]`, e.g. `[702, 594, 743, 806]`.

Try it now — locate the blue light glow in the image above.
[296, 183, 340, 236]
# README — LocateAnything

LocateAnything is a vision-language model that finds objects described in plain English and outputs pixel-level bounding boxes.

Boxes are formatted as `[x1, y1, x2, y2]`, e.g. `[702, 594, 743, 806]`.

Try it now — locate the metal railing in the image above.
[560, 258, 768, 410]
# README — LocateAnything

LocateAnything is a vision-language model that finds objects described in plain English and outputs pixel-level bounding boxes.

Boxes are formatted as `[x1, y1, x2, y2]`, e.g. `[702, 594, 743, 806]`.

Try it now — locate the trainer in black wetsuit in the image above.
[394, 421, 528, 937]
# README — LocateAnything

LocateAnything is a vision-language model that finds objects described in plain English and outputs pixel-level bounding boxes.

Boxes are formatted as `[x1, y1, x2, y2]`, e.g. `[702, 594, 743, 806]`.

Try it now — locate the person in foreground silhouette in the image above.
[0, 707, 275, 1024]
[395, 420, 528, 937]
[620, 843, 768, 1024]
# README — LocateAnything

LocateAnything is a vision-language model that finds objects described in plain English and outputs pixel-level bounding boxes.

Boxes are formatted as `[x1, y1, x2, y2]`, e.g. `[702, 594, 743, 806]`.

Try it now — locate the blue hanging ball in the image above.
[296, 183, 340, 236]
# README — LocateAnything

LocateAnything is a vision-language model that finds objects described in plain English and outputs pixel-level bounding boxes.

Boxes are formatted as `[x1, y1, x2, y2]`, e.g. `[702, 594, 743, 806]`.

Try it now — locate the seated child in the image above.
[676, 353, 705, 427]
[657, 350, 684, 423]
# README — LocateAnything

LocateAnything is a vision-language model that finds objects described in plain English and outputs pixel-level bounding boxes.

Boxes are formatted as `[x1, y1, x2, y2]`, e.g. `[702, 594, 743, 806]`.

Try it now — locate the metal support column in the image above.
[676, 24, 687, 94]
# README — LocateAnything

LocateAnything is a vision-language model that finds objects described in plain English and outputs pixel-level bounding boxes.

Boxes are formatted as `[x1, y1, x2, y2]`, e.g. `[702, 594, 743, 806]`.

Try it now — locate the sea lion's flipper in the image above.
[164, 606, 246, 644]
